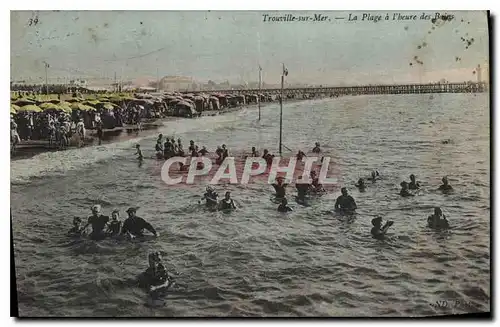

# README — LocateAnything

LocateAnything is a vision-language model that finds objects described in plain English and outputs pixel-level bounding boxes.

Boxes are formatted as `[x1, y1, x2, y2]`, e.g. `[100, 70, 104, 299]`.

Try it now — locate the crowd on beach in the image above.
[10, 88, 285, 152]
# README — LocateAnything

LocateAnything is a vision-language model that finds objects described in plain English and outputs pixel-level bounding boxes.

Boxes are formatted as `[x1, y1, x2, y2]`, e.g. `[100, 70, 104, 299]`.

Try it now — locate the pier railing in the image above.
[184, 82, 488, 96]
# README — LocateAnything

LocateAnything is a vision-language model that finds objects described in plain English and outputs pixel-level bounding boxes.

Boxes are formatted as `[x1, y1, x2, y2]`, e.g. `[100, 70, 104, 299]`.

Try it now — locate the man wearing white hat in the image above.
[81, 204, 110, 240]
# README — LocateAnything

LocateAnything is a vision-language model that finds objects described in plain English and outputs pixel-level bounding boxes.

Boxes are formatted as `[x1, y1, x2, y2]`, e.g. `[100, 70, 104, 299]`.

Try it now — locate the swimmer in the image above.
[277, 198, 293, 212]
[251, 147, 259, 157]
[121, 207, 159, 238]
[155, 140, 163, 152]
[105, 210, 122, 237]
[367, 171, 380, 182]
[408, 174, 420, 190]
[272, 176, 288, 199]
[262, 149, 274, 166]
[295, 175, 310, 202]
[177, 139, 185, 156]
[296, 150, 306, 161]
[310, 171, 325, 193]
[81, 205, 110, 240]
[203, 186, 219, 207]
[67, 217, 83, 236]
[312, 142, 321, 154]
[188, 140, 196, 153]
[157, 134, 163, 144]
[163, 139, 172, 158]
[334, 187, 357, 213]
[427, 207, 449, 229]
[135, 144, 143, 160]
[172, 139, 178, 153]
[438, 176, 453, 192]
[400, 181, 414, 197]
[218, 191, 237, 211]
[215, 146, 223, 158]
[355, 178, 366, 191]
[370, 216, 394, 240]
[139, 252, 172, 292]
[198, 146, 209, 156]
[221, 144, 229, 159]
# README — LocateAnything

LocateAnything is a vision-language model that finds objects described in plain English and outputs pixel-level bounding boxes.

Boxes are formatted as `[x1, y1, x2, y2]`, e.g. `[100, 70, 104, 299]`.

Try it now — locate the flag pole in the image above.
[279, 64, 284, 156]
[258, 66, 262, 121]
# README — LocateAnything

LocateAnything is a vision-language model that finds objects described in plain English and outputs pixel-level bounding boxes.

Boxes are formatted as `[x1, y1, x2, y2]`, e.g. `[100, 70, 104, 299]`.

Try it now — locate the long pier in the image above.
[186, 82, 488, 97]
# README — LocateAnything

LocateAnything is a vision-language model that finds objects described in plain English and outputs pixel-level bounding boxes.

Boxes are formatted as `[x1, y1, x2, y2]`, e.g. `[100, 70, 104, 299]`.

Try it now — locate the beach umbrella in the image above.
[99, 102, 116, 110]
[135, 93, 154, 99]
[66, 97, 85, 103]
[177, 101, 194, 108]
[132, 99, 154, 105]
[120, 95, 137, 100]
[71, 103, 96, 111]
[11, 104, 20, 114]
[13, 98, 37, 106]
[40, 103, 64, 111]
[41, 99, 60, 104]
[83, 100, 102, 106]
[108, 97, 124, 103]
[59, 102, 73, 111]
[18, 104, 42, 112]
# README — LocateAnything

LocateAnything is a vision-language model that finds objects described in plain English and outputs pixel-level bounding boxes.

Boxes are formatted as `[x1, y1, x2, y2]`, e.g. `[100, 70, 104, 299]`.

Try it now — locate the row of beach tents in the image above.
[10, 91, 271, 117]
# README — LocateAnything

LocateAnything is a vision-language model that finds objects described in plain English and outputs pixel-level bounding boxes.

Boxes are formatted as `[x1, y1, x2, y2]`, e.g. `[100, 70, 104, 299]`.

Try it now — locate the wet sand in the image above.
[11, 119, 172, 161]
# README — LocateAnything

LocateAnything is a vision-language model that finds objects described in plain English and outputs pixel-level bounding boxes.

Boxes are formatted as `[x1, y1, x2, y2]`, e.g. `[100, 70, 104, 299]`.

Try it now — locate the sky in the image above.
[10, 10, 489, 86]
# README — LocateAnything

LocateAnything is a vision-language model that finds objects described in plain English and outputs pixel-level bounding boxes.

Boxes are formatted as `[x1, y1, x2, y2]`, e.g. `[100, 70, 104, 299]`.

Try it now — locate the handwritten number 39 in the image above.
[28, 18, 39, 26]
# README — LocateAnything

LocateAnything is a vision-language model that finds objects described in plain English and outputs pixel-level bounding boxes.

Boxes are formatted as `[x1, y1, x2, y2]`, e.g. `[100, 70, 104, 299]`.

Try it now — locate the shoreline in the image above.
[10, 103, 262, 161]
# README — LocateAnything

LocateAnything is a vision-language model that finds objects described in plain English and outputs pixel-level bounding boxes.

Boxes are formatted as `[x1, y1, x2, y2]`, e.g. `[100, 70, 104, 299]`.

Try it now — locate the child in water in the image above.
[438, 176, 453, 192]
[371, 216, 394, 240]
[67, 217, 83, 236]
[218, 191, 237, 211]
[106, 210, 122, 237]
[135, 144, 143, 160]
[355, 178, 366, 191]
[140, 252, 173, 297]
[399, 181, 414, 197]
[427, 207, 450, 229]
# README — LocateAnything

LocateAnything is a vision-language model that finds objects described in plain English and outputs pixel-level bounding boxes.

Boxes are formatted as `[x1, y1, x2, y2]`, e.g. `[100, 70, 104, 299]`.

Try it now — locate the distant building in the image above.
[159, 76, 194, 92]
[69, 79, 88, 88]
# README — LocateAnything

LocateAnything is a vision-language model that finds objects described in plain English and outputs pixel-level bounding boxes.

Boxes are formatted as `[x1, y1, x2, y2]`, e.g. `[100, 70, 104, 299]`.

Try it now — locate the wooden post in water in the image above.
[258, 65, 262, 121]
[279, 64, 286, 156]
[279, 75, 283, 155]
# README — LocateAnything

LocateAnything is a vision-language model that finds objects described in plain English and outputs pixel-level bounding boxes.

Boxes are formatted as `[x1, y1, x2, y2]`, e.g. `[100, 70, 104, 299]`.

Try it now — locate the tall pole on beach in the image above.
[43, 61, 49, 95]
[156, 67, 160, 92]
[258, 65, 262, 121]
